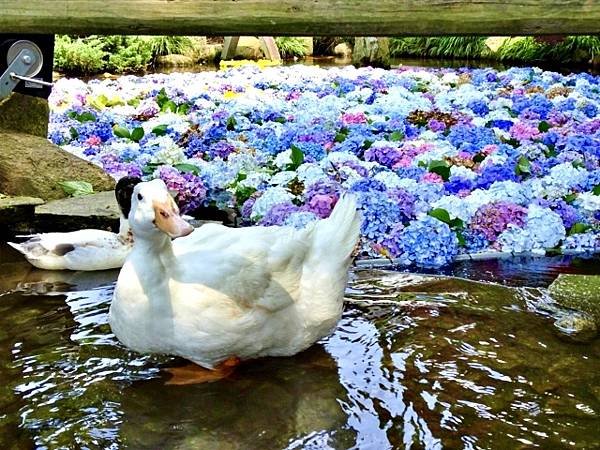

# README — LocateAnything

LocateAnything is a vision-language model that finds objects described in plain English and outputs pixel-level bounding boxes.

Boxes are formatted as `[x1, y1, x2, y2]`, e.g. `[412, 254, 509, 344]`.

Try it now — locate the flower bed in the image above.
[48, 65, 600, 267]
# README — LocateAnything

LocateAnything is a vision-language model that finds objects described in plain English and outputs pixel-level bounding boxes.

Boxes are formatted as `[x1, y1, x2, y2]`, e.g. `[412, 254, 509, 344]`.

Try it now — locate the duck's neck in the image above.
[117, 216, 132, 242]
[132, 234, 176, 272]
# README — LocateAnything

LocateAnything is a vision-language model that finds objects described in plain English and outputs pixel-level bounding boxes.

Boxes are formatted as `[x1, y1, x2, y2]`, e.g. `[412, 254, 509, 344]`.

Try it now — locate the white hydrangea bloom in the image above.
[432, 195, 473, 222]
[575, 192, 600, 215]
[270, 171, 296, 186]
[450, 165, 477, 181]
[374, 171, 403, 189]
[251, 187, 294, 219]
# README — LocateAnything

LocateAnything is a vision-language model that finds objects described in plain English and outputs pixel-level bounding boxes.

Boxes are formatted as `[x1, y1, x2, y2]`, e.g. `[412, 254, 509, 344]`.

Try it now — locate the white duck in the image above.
[8, 177, 141, 271]
[109, 179, 361, 383]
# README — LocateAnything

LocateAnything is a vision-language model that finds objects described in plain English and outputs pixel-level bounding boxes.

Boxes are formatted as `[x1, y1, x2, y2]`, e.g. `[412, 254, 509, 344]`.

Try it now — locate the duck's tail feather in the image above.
[7, 241, 25, 255]
[310, 194, 361, 265]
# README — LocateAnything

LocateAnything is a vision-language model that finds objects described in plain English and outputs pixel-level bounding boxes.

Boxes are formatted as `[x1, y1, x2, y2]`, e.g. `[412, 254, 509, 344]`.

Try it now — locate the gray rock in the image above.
[333, 42, 352, 58]
[0, 131, 115, 201]
[235, 36, 264, 59]
[352, 37, 390, 69]
[34, 190, 120, 233]
[154, 54, 196, 67]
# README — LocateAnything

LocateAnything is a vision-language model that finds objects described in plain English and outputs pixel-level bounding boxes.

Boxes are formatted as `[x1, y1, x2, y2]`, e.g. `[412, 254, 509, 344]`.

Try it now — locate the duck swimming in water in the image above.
[109, 178, 361, 383]
[8, 177, 141, 271]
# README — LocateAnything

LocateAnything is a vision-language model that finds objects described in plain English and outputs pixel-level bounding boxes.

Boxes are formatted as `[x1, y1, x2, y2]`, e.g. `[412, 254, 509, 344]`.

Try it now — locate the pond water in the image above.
[148, 56, 600, 77]
[1, 243, 599, 449]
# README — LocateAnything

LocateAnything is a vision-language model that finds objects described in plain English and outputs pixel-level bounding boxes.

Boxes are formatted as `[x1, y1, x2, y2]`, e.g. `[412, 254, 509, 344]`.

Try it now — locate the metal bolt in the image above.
[22, 55, 32, 65]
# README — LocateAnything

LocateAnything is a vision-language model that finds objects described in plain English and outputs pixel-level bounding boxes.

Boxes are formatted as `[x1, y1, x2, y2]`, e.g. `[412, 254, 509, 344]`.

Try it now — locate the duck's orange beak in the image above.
[153, 199, 194, 239]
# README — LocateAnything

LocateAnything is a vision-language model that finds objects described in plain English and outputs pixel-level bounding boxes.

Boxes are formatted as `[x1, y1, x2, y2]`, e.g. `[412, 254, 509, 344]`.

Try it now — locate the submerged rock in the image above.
[549, 274, 600, 327]
[0, 131, 114, 201]
[0, 195, 44, 235]
[34, 190, 120, 233]
[553, 312, 597, 343]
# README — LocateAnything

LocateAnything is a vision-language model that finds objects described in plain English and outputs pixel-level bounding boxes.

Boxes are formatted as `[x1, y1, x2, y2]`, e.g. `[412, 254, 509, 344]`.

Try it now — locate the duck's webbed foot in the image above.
[164, 357, 241, 385]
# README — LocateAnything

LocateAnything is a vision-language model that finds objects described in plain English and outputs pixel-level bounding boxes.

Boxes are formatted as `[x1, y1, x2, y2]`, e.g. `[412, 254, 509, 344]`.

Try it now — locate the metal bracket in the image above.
[0, 40, 52, 101]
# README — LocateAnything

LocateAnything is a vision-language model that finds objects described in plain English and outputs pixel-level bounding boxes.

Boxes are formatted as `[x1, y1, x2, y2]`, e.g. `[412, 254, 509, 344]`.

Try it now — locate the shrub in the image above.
[390, 37, 488, 59]
[275, 37, 310, 59]
[54, 35, 106, 74]
[106, 36, 153, 72]
[147, 36, 194, 59]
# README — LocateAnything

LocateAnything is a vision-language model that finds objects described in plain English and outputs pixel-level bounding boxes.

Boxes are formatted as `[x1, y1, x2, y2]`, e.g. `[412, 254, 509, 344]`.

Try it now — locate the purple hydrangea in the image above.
[364, 144, 402, 169]
[156, 165, 208, 213]
[259, 202, 299, 226]
[470, 201, 528, 242]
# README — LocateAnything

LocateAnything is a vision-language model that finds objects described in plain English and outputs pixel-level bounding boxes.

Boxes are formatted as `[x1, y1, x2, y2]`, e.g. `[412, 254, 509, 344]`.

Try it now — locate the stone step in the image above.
[34, 191, 121, 233]
[0, 195, 45, 235]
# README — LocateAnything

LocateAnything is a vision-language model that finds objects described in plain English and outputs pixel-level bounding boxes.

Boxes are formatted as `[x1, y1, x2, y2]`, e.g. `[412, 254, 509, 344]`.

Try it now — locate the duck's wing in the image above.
[176, 224, 313, 312]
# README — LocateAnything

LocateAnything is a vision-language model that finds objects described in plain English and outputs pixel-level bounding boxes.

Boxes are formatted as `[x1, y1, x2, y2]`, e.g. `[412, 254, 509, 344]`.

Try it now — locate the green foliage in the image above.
[58, 181, 94, 197]
[53, 35, 106, 74]
[54, 35, 196, 74]
[147, 36, 193, 59]
[389, 35, 600, 65]
[105, 36, 153, 72]
[390, 37, 489, 59]
[497, 36, 600, 64]
[275, 37, 310, 59]
[428, 160, 451, 181]
[54, 35, 152, 74]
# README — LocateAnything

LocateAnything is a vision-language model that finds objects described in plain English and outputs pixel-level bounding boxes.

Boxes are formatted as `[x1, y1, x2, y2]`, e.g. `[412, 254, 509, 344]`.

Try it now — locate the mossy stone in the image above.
[549, 274, 600, 326]
[0, 131, 115, 201]
[0, 93, 49, 138]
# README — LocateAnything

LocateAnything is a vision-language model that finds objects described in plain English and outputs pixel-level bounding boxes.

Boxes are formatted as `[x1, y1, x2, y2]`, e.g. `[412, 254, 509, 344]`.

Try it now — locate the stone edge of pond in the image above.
[355, 249, 599, 269]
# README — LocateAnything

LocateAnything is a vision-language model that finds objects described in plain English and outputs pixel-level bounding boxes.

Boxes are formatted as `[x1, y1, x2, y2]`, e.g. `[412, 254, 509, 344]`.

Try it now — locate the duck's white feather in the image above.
[109, 185, 361, 369]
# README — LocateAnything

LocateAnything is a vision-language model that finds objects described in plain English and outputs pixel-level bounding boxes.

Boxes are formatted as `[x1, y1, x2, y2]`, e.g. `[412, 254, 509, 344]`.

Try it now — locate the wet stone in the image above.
[549, 274, 600, 326]
[553, 312, 597, 343]
[0, 195, 44, 235]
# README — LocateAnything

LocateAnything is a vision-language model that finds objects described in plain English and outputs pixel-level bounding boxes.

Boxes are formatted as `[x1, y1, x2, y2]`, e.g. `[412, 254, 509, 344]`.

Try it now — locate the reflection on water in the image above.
[0, 243, 599, 449]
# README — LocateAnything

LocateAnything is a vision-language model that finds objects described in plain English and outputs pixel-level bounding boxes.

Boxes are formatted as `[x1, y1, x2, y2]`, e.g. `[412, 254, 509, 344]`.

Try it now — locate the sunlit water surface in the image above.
[1, 243, 599, 449]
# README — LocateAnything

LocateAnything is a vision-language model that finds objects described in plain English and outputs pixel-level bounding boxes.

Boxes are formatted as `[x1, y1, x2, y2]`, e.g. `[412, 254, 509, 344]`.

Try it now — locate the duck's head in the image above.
[115, 176, 142, 218]
[129, 179, 194, 240]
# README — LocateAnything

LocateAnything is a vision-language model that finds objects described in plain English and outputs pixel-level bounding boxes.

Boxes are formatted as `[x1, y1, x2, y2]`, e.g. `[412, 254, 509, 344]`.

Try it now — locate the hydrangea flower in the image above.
[390, 215, 459, 268]
[471, 201, 528, 242]
[47, 65, 600, 266]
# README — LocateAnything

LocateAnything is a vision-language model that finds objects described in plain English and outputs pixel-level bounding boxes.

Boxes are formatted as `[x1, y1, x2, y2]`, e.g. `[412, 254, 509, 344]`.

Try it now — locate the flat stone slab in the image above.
[0, 195, 44, 209]
[549, 274, 600, 326]
[34, 191, 121, 233]
[0, 195, 45, 235]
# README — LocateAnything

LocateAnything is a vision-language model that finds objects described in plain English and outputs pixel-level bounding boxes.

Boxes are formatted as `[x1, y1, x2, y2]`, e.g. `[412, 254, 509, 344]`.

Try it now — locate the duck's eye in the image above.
[137, 193, 143, 201]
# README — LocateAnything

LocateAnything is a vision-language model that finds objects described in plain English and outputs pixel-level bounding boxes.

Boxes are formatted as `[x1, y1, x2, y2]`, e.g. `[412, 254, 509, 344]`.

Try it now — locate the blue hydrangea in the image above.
[357, 191, 402, 241]
[392, 215, 459, 268]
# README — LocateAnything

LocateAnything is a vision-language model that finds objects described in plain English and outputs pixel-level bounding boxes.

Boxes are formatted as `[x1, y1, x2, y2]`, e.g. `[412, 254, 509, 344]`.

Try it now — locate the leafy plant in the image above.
[58, 181, 94, 197]
[275, 37, 310, 59]
[390, 37, 488, 59]
[147, 36, 193, 59]
[53, 35, 106, 74]
[113, 125, 145, 142]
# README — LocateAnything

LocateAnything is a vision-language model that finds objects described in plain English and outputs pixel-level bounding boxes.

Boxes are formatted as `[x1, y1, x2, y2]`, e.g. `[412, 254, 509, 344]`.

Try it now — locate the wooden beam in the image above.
[1, 1, 600, 36]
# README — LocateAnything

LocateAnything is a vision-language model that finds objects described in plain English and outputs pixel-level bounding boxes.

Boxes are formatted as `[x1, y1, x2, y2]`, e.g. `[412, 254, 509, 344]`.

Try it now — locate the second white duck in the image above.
[8, 177, 140, 271]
